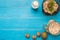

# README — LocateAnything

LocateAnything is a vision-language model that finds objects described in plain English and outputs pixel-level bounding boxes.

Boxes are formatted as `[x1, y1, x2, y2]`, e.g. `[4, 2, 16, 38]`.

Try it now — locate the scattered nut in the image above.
[25, 34, 30, 38]
[37, 32, 40, 37]
[42, 32, 47, 39]
[32, 35, 36, 40]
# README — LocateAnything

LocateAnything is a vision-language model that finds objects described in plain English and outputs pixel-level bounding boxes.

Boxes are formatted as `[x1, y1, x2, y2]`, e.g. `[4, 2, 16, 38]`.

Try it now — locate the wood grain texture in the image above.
[0, 0, 60, 40]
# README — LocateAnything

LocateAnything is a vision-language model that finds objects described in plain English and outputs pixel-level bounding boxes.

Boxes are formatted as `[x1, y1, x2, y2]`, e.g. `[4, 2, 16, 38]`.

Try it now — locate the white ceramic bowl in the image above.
[32, 1, 39, 9]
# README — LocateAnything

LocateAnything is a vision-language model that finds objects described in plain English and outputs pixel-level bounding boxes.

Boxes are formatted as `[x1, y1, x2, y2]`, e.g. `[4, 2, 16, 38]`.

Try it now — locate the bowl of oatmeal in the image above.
[46, 20, 60, 35]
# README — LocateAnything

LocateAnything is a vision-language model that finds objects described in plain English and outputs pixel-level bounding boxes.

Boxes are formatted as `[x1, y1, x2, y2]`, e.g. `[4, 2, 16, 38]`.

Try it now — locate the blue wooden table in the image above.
[0, 0, 60, 40]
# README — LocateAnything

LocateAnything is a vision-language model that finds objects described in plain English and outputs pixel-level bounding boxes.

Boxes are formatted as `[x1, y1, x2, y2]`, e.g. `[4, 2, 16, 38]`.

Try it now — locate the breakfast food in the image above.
[25, 34, 30, 38]
[32, 1, 39, 9]
[43, 0, 58, 15]
[42, 32, 47, 39]
[46, 20, 60, 35]
[37, 32, 40, 37]
[32, 35, 36, 40]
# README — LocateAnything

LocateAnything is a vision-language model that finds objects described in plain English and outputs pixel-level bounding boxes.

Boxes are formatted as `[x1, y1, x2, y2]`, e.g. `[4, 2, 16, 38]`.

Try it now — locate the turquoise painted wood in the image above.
[0, 0, 60, 40]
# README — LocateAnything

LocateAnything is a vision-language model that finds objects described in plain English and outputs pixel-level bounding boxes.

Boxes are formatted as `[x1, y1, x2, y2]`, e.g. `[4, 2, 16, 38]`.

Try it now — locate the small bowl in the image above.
[32, 1, 39, 9]
[45, 20, 60, 36]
